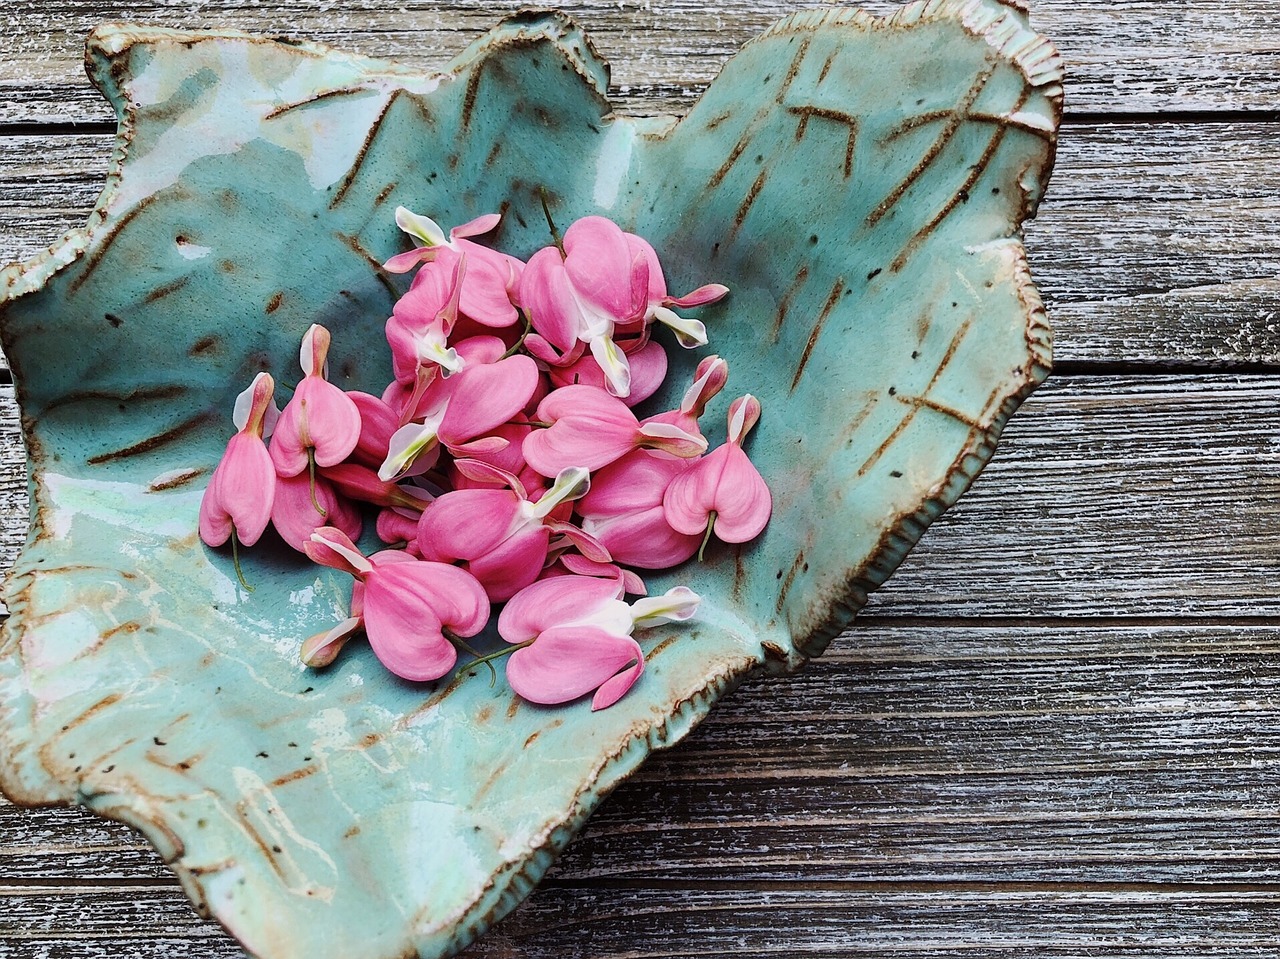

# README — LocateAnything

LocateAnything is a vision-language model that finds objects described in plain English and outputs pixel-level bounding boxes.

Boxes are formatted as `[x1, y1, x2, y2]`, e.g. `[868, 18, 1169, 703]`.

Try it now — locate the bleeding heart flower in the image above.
[303, 526, 490, 682]
[270, 324, 363, 477]
[445, 423, 544, 497]
[663, 394, 772, 553]
[300, 549, 417, 668]
[345, 390, 400, 471]
[199, 372, 280, 550]
[577, 450, 701, 570]
[539, 553, 648, 598]
[379, 336, 540, 481]
[320, 462, 432, 510]
[376, 505, 425, 552]
[640, 354, 729, 446]
[522, 384, 706, 478]
[498, 575, 700, 710]
[385, 250, 466, 393]
[519, 216, 650, 397]
[271, 470, 362, 552]
[548, 339, 669, 408]
[416, 463, 603, 602]
[625, 231, 729, 347]
[385, 207, 523, 328]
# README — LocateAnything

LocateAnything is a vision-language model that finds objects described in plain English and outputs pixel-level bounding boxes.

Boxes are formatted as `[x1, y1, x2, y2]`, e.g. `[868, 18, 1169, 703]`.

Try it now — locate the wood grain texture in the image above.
[6, 622, 1280, 955]
[6, 123, 1280, 367]
[3, 1, 1280, 123]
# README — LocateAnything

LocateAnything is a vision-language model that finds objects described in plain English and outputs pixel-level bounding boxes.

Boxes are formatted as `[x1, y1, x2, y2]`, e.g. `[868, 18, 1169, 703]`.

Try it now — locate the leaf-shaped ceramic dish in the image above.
[0, 4, 1060, 957]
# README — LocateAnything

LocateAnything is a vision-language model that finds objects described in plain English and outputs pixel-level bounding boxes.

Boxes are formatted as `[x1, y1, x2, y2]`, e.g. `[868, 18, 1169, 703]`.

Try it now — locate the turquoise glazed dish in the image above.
[0, 4, 1060, 958]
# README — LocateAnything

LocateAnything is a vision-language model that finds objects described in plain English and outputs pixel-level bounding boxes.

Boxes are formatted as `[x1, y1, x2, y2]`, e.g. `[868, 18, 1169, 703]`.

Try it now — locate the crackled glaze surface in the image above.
[0, 5, 1059, 957]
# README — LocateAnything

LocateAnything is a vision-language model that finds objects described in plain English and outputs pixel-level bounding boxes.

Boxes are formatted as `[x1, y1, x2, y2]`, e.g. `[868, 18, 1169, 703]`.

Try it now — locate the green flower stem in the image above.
[498, 311, 534, 360]
[231, 531, 254, 592]
[698, 511, 718, 562]
[446, 631, 535, 688]
[538, 187, 565, 256]
[307, 448, 328, 518]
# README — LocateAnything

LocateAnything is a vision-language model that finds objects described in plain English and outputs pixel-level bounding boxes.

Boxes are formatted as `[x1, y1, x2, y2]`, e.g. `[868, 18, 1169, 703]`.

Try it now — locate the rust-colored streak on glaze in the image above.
[887, 107, 1054, 144]
[775, 35, 811, 104]
[397, 673, 468, 728]
[484, 140, 502, 166]
[472, 764, 506, 805]
[269, 765, 319, 788]
[43, 383, 186, 415]
[893, 391, 984, 430]
[728, 169, 769, 242]
[916, 308, 934, 345]
[789, 105, 859, 178]
[817, 48, 838, 85]
[775, 552, 806, 614]
[928, 317, 975, 391]
[523, 731, 541, 749]
[705, 110, 731, 130]
[461, 60, 485, 131]
[143, 276, 190, 304]
[374, 182, 397, 206]
[188, 335, 219, 356]
[790, 276, 845, 392]
[147, 751, 203, 773]
[86, 409, 219, 465]
[857, 407, 917, 479]
[866, 57, 997, 227]
[335, 232, 399, 301]
[67, 195, 157, 296]
[793, 104, 855, 177]
[232, 802, 289, 881]
[838, 393, 879, 449]
[263, 85, 374, 120]
[771, 265, 809, 344]
[646, 634, 680, 662]
[505, 697, 521, 721]
[891, 89, 1031, 273]
[854, 318, 972, 477]
[732, 544, 748, 602]
[100, 620, 142, 641]
[265, 291, 285, 314]
[57, 694, 125, 736]
[329, 89, 403, 210]
[707, 136, 750, 190]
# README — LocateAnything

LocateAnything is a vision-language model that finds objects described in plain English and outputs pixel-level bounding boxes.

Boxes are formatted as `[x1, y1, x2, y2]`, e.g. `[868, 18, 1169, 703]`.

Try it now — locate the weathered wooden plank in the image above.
[1, 0, 1279, 124]
[5, 882, 1280, 958]
[867, 373, 1280, 617]
[5, 122, 1280, 366]
[482, 885, 1280, 958]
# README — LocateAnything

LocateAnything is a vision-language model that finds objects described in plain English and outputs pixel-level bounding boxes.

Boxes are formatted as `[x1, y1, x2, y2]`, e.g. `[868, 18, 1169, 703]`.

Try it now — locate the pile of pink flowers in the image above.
[198, 209, 771, 710]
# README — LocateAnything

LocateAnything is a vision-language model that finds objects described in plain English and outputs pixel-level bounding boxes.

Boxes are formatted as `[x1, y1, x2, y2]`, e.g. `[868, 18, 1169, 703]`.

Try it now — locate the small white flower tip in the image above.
[395, 207, 448, 247]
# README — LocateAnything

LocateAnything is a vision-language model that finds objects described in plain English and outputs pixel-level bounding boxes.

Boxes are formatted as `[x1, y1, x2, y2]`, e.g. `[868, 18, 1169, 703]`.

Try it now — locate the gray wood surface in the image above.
[4, 1, 1280, 958]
